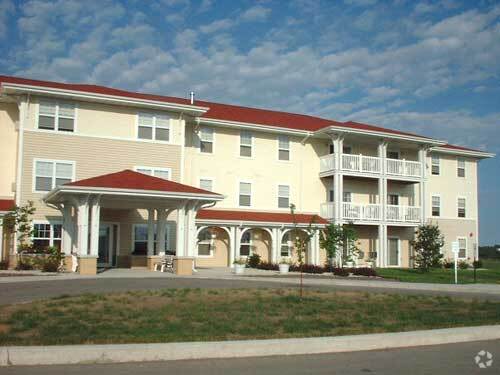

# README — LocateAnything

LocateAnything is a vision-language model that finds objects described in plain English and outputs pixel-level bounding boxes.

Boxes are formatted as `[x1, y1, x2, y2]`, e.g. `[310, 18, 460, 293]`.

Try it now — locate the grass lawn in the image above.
[0, 288, 499, 346]
[376, 259, 500, 284]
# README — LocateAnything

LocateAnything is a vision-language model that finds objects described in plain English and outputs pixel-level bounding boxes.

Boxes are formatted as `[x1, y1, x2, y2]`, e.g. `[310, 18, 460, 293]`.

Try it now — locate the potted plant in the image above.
[278, 257, 292, 274]
[366, 253, 376, 268]
[233, 257, 247, 274]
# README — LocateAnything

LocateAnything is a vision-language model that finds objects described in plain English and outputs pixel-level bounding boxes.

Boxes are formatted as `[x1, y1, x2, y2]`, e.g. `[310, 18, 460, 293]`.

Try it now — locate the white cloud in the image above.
[0, 0, 15, 38]
[344, 0, 377, 6]
[240, 5, 271, 22]
[199, 18, 234, 34]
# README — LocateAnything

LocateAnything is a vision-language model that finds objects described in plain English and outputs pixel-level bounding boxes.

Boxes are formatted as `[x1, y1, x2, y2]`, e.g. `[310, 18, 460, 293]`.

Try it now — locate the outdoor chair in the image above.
[154, 253, 174, 273]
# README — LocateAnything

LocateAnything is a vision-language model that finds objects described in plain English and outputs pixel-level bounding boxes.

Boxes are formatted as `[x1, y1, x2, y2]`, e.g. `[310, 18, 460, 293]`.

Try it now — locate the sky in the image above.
[0, 0, 499, 245]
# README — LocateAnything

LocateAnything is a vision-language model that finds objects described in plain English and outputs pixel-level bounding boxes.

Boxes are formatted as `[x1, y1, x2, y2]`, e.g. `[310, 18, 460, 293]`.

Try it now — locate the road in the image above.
[2, 339, 499, 374]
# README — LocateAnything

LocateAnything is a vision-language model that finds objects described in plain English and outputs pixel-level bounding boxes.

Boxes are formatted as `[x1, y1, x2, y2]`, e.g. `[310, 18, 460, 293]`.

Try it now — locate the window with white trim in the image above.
[343, 192, 352, 203]
[197, 228, 214, 256]
[281, 232, 292, 257]
[240, 131, 252, 157]
[432, 195, 441, 217]
[199, 127, 214, 153]
[278, 184, 290, 208]
[134, 167, 171, 180]
[458, 237, 467, 258]
[278, 135, 290, 160]
[132, 224, 170, 255]
[457, 197, 466, 218]
[199, 178, 213, 192]
[240, 231, 252, 256]
[34, 160, 74, 192]
[32, 223, 62, 251]
[388, 194, 399, 206]
[38, 99, 75, 132]
[387, 150, 399, 159]
[137, 113, 170, 141]
[457, 158, 466, 177]
[328, 189, 334, 202]
[431, 154, 440, 175]
[239, 182, 251, 207]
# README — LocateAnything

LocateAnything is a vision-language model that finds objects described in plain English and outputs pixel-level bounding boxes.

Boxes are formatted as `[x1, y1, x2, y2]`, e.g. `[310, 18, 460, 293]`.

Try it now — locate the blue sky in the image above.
[1, 0, 499, 244]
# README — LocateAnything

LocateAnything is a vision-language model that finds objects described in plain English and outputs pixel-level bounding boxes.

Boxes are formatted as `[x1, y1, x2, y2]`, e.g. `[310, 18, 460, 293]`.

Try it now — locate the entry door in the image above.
[387, 238, 400, 266]
[98, 224, 113, 267]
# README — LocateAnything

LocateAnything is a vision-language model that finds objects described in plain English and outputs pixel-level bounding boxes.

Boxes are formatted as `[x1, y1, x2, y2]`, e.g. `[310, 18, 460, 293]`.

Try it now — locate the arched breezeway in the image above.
[195, 226, 231, 267]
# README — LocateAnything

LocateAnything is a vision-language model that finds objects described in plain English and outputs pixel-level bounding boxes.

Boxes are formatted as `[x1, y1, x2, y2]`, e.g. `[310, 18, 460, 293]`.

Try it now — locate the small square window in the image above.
[138, 126, 153, 140]
[458, 198, 466, 218]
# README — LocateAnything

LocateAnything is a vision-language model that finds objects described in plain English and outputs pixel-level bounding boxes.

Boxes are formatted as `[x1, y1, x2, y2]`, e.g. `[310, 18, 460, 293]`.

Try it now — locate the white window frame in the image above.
[343, 191, 352, 203]
[199, 177, 214, 192]
[457, 237, 467, 259]
[239, 130, 253, 158]
[387, 149, 400, 160]
[281, 232, 292, 257]
[277, 184, 290, 209]
[431, 194, 441, 217]
[36, 99, 78, 133]
[131, 223, 171, 255]
[431, 154, 440, 175]
[197, 227, 215, 258]
[457, 157, 466, 178]
[32, 220, 63, 250]
[239, 230, 253, 257]
[136, 112, 171, 143]
[32, 158, 76, 193]
[457, 196, 466, 218]
[134, 166, 172, 180]
[198, 126, 215, 154]
[238, 180, 252, 208]
[277, 135, 290, 161]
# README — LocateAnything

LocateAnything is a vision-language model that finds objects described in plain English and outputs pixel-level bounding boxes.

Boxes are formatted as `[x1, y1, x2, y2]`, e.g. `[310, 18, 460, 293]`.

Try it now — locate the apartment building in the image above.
[0, 75, 494, 274]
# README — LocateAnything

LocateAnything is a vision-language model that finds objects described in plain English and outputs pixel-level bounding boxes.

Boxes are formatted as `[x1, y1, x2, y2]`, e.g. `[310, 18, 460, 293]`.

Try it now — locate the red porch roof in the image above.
[0, 199, 15, 212]
[65, 170, 222, 197]
[197, 209, 328, 225]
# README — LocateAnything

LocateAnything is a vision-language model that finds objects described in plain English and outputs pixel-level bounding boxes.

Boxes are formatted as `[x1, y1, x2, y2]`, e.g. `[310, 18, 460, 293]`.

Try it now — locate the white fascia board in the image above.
[315, 125, 447, 146]
[196, 218, 326, 228]
[197, 117, 311, 136]
[2, 84, 209, 116]
[431, 147, 495, 159]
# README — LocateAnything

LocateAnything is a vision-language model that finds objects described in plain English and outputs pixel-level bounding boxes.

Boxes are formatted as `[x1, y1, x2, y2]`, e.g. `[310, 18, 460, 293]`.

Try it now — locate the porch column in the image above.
[62, 204, 73, 256]
[156, 209, 167, 254]
[176, 204, 186, 256]
[185, 203, 198, 257]
[89, 196, 101, 257]
[147, 208, 155, 256]
[229, 226, 236, 267]
[418, 146, 427, 223]
[271, 227, 279, 263]
[235, 226, 241, 259]
[76, 197, 90, 256]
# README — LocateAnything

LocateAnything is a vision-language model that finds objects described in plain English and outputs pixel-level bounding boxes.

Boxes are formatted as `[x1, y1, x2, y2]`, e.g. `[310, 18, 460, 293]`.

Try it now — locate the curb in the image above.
[1, 325, 500, 366]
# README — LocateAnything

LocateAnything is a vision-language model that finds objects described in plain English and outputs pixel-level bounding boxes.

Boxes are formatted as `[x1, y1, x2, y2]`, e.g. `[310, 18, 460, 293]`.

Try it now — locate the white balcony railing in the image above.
[321, 202, 420, 223]
[320, 154, 421, 179]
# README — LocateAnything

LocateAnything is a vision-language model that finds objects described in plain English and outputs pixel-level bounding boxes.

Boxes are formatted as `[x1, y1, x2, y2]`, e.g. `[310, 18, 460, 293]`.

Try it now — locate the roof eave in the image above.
[431, 147, 495, 159]
[197, 117, 313, 136]
[196, 218, 327, 227]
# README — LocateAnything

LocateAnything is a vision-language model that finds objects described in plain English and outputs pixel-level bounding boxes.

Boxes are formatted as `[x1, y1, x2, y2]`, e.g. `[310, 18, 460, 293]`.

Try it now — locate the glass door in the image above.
[387, 237, 400, 266]
[98, 224, 113, 267]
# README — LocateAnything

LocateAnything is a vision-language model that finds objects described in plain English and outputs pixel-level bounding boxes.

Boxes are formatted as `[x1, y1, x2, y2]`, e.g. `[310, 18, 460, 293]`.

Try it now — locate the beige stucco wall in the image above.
[195, 227, 230, 268]
[0, 102, 18, 199]
[428, 218, 477, 261]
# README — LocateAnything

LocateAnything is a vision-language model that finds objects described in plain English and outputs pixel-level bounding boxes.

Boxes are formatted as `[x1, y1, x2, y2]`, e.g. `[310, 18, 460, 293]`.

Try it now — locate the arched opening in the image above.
[240, 228, 272, 262]
[281, 229, 311, 264]
[195, 226, 230, 267]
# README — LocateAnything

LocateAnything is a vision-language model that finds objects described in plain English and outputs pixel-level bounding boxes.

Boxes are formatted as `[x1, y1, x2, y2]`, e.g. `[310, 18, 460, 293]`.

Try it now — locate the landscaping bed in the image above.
[0, 288, 499, 346]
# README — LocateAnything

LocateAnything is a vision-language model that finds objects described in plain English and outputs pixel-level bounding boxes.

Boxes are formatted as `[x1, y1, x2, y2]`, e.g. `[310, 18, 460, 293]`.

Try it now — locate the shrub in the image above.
[15, 257, 34, 271]
[442, 259, 454, 269]
[0, 260, 8, 270]
[332, 267, 349, 277]
[349, 267, 377, 277]
[256, 262, 279, 271]
[290, 264, 325, 274]
[473, 260, 483, 269]
[458, 260, 469, 270]
[247, 253, 261, 268]
[41, 259, 60, 273]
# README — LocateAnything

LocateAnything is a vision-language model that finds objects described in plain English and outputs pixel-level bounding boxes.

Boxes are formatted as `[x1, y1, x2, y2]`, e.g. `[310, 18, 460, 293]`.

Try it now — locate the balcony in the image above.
[319, 154, 422, 179]
[320, 202, 421, 224]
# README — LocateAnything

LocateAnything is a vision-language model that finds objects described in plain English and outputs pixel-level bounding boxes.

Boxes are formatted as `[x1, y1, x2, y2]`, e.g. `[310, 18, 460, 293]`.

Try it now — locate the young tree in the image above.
[3, 200, 36, 252]
[319, 222, 360, 267]
[411, 224, 444, 271]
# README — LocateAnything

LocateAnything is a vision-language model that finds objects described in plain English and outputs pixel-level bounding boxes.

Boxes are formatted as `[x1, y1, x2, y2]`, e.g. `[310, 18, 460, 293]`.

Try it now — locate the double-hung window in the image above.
[240, 231, 252, 256]
[457, 198, 466, 218]
[132, 224, 169, 255]
[197, 228, 214, 256]
[199, 178, 213, 192]
[239, 182, 251, 207]
[32, 223, 62, 251]
[278, 185, 290, 208]
[240, 131, 253, 157]
[343, 192, 352, 203]
[388, 194, 399, 206]
[38, 100, 75, 132]
[134, 166, 171, 180]
[137, 113, 170, 142]
[199, 127, 214, 153]
[432, 195, 441, 217]
[458, 237, 467, 258]
[34, 160, 74, 192]
[281, 232, 292, 257]
[457, 158, 466, 177]
[431, 155, 440, 175]
[278, 135, 290, 161]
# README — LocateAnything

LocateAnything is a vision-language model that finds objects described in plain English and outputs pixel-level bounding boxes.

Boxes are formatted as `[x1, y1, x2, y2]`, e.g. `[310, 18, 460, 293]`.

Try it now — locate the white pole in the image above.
[452, 241, 459, 285]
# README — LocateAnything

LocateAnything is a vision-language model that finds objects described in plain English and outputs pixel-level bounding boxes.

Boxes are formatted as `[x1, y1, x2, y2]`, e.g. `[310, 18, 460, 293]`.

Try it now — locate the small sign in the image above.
[451, 241, 459, 255]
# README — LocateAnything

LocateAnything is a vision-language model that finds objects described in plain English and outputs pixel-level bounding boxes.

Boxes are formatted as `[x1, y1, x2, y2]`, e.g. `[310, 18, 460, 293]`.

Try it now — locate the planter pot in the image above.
[278, 264, 290, 274]
[366, 261, 373, 268]
[234, 264, 245, 274]
[346, 261, 354, 268]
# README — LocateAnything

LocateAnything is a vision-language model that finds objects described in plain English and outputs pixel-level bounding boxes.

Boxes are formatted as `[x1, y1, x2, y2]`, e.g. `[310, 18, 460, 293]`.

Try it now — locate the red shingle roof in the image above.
[65, 170, 222, 196]
[0, 199, 15, 212]
[439, 144, 486, 153]
[197, 209, 328, 225]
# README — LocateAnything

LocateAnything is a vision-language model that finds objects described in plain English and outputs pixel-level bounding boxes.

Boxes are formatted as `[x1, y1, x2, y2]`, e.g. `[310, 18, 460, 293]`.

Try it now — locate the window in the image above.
[132, 224, 169, 255]
[137, 113, 170, 142]
[134, 166, 171, 180]
[458, 237, 467, 258]
[34, 160, 74, 192]
[197, 228, 214, 256]
[329, 143, 334, 154]
[199, 127, 214, 153]
[199, 178, 213, 191]
[240, 231, 252, 256]
[343, 192, 352, 203]
[388, 194, 399, 206]
[431, 155, 440, 175]
[457, 158, 466, 177]
[458, 198, 466, 218]
[278, 135, 290, 160]
[281, 232, 292, 257]
[278, 185, 290, 208]
[32, 223, 62, 251]
[432, 195, 441, 217]
[328, 189, 334, 202]
[239, 182, 251, 207]
[38, 100, 75, 132]
[387, 150, 399, 159]
[343, 146, 352, 154]
[240, 131, 252, 157]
